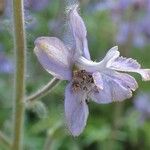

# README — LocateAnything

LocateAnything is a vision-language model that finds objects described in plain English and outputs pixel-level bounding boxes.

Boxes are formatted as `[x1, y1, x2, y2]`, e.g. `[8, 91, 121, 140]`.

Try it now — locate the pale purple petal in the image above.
[90, 78, 112, 104]
[90, 71, 138, 104]
[92, 72, 103, 90]
[34, 37, 72, 80]
[68, 4, 91, 60]
[99, 46, 120, 67]
[75, 46, 120, 73]
[98, 46, 150, 81]
[65, 83, 89, 136]
[109, 56, 150, 81]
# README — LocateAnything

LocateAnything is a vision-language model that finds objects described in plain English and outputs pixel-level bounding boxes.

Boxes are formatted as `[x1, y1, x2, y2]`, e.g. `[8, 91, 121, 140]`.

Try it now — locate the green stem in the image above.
[43, 133, 53, 150]
[43, 122, 62, 150]
[26, 78, 60, 103]
[0, 131, 11, 148]
[12, 0, 26, 150]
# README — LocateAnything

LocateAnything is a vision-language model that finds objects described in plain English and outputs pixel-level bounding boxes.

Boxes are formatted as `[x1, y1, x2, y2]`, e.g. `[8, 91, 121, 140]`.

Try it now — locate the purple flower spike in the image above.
[25, 0, 50, 11]
[0, 52, 13, 74]
[34, 4, 150, 136]
[134, 92, 150, 122]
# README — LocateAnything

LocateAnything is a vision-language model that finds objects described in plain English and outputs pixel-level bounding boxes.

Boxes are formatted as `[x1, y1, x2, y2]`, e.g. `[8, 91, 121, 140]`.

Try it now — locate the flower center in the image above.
[72, 70, 94, 92]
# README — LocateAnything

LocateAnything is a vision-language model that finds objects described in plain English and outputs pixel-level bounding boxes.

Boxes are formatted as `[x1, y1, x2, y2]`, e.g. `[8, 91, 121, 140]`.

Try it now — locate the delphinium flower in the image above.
[107, 0, 150, 20]
[93, 0, 150, 47]
[34, 4, 150, 136]
[0, 45, 13, 74]
[112, 0, 150, 47]
[140, 14, 150, 39]
[134, 92, 150, 122]
[116, 21, 146, 48]
[0, 0, 11, 18]
[24, 0, 50, 11]
[0, 0, 5, 15]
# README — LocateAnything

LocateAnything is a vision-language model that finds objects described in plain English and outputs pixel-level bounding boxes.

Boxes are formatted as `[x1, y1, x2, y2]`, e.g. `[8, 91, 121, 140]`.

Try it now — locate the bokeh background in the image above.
[0, 0, 150, 149]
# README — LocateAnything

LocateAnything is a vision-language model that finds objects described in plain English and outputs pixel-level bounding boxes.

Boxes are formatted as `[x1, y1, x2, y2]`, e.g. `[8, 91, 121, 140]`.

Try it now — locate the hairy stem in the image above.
[12, 0, 26, 149]
[43, 134, 53, 150]
[0, 131, 11, 148]
[26, 78, 60, 103]
[43, 122, 62, 150]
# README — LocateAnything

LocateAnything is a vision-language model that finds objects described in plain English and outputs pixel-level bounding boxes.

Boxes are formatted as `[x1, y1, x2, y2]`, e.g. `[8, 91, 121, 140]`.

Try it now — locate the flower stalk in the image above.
[26, 78, 60, 103]
[43, 133, 53, 150]
[0, 131, 11, 148]
[12, 0, 26, 149]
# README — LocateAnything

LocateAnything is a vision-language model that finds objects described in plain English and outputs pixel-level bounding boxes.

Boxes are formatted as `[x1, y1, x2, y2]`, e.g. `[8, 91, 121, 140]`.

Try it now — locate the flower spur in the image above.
[34, 4, 150, 136]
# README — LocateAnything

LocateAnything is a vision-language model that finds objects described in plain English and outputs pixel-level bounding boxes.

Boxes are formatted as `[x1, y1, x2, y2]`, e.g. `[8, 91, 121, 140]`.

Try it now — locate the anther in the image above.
[72, 70, 94, 92]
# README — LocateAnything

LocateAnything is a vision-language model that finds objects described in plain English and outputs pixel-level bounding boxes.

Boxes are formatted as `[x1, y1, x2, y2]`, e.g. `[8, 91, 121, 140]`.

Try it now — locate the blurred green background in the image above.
[0, 0, 150, 149]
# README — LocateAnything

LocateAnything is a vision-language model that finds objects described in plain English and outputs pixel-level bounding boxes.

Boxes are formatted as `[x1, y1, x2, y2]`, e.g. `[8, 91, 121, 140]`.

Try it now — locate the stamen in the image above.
[72, 82, 81, 92]
[72, 70, 94, 92]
